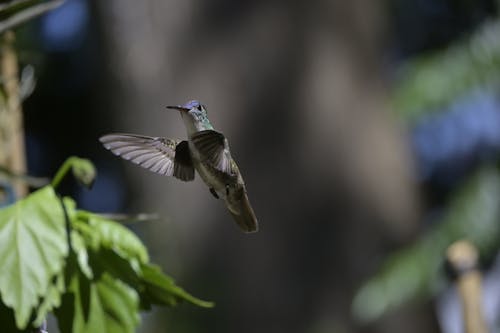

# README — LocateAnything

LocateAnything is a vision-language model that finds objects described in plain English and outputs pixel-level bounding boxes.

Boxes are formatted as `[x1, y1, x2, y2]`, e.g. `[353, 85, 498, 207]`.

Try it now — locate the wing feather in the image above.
[190, 130, 235, 175]
[99, 133, 195, 181]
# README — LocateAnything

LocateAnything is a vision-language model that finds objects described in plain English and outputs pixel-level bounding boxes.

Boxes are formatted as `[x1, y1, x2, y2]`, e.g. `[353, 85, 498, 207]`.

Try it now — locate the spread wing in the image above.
[99, 133, 195, 181]
[190, 130, 237, 175]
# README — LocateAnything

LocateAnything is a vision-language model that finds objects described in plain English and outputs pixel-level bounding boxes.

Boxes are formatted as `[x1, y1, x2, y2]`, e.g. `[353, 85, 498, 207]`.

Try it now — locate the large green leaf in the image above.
[73, 210, 213, 310]
[33, 269, 65, 326]
[74, 211, 149, 264]
[0, 186, 68, 329]
[71, 230, 93, 279]
[90, 247, 142, 290]
[93, 274, 140, 332]
[140, 263, 214, 309]
[56, 267, 140, 333]
[0, 301, 29, 332]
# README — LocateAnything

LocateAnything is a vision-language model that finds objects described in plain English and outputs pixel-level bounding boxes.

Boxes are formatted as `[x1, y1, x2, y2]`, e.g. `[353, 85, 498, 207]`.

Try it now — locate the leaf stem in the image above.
[51, 156, 77, 189]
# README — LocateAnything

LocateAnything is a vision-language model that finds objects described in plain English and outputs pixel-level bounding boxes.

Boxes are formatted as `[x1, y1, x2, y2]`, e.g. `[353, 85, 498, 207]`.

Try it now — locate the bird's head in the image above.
[166, 100, 213, 133]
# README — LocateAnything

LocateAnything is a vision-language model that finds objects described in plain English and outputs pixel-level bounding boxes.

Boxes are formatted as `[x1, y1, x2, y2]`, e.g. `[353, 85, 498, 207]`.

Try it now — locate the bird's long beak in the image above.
[166, 105, 189, 112]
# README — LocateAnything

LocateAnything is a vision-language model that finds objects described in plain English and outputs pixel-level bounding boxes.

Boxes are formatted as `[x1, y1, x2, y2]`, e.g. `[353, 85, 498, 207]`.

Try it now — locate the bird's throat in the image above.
[181, 113, 214, 136]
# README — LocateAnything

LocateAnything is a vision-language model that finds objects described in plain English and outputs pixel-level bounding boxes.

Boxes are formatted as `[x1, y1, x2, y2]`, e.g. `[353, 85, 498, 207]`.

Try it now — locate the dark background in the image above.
[18, 0, 500, 332]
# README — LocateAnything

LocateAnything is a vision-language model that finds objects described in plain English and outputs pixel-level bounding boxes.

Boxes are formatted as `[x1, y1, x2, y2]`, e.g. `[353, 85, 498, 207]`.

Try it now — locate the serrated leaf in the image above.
[76, 211, 149, 263]
[63, 196, 77, 218]
[0, 301, 29, 332]
[33, 270, 65, 326]
[94, 274, 140, 332]
[0, 186, 68, 329]
[90, 247, 141, 289]
[56, 269, 139, 333]
[72, 230, 93, 279]
[70, 209, 213, 320]
[141, 263, 214, 308]
[72, 213, 213, 309]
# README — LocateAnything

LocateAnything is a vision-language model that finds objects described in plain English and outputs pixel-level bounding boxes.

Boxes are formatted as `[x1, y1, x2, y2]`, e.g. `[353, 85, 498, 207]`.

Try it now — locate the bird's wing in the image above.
[190, 130, 237, 175]
[99, 133, 195, 181]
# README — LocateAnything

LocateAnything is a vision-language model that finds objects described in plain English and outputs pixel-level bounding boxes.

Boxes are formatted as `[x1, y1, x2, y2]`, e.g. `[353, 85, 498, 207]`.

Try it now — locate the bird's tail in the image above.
[229, 191, 258, 233]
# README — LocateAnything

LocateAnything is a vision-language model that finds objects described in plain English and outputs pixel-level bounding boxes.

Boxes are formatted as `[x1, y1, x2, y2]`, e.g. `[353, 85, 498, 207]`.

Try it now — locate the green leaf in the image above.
[352, 166, 500, 322]
[33, 270, 65, 326]
[56, 268, 140, 333]
[392, 19, 500, 122]
[0, 186, 69, 329]
[76, 211, 149, 263]
[0, 301, 30, 332]
[140, 263, 214, 309]
[90, 247, 142, 289]
[72, 230, 93, 279]
[94, 274, 140, 332]
[73, 211, 213, 309]
[68, 208, 213, 324]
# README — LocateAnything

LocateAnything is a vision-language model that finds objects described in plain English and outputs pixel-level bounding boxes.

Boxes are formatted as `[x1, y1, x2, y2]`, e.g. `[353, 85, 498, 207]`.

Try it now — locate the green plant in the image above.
[0, 156, 213, 332]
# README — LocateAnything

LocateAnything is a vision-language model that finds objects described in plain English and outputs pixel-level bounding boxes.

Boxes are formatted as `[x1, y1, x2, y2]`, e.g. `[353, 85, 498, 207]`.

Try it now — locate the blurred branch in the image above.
[446, 240, 488, 333]
[96, 213, 160, 224]
[352, 166, 500, 323]
[0, 165, 49, 187]
[392, 19, 500, 122]
[0, 0, 64, 33]
[0, 0, 35, 11]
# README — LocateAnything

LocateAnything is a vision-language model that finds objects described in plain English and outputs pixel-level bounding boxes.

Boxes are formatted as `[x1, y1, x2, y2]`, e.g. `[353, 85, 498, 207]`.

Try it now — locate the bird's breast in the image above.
[188, 140, 226, 193]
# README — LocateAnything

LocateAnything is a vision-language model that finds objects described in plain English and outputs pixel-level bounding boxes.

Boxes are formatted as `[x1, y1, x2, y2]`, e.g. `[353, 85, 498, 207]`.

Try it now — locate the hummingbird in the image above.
[99, 100, 258, 233]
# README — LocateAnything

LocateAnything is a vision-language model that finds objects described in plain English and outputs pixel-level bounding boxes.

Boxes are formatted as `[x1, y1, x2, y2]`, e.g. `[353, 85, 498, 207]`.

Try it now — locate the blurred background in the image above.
[12, 0, 500, 332]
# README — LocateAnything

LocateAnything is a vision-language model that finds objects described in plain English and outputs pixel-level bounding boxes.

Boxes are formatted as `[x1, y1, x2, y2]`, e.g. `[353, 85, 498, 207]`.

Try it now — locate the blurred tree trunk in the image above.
[0, 31, 27, 198]
[97, 1, 427, 332]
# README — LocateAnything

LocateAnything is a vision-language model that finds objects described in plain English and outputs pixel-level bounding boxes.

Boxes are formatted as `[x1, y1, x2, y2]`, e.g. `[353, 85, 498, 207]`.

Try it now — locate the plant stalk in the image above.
[447, 240, 488, 333]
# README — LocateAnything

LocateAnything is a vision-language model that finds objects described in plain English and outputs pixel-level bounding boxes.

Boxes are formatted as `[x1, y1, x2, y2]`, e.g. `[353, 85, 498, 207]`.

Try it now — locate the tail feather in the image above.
[228, 192, 258, 233]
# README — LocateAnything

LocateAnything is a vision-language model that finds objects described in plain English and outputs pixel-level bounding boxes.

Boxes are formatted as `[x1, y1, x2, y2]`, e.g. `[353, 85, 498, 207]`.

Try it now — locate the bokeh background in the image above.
[15, 0, 500, 332]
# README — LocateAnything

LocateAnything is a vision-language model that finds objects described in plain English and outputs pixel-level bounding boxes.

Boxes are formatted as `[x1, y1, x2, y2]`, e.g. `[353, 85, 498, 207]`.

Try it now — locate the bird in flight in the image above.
[99, 100, 258, 233]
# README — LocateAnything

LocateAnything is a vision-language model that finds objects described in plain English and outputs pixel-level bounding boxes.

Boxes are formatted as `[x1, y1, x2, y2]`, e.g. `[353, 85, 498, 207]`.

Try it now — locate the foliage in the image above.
[352, 166, 500, 322]
[0, 185, 68, 328]
[0, 0, 65, 33]
[352, 10, 500, 323]
[0, 157, 213, 332]
[392, 19, 500, 123]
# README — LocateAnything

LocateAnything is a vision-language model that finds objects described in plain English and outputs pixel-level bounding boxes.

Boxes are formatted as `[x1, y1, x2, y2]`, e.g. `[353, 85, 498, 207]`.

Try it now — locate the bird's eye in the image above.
[197, 105, 202, 111]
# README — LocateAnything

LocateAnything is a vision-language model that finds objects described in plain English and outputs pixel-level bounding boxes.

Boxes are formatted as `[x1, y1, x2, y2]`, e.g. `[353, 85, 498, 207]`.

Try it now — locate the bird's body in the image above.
[99, 100, 258, 233]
